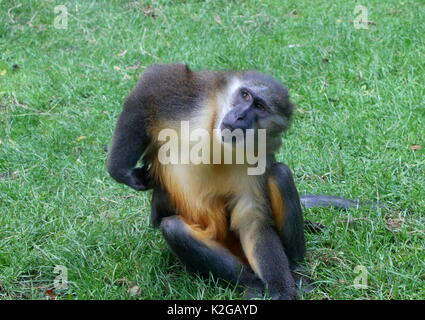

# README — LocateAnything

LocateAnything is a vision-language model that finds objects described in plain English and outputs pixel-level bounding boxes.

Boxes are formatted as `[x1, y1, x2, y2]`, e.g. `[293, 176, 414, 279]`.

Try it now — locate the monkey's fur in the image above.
[108, 63, 357, 299]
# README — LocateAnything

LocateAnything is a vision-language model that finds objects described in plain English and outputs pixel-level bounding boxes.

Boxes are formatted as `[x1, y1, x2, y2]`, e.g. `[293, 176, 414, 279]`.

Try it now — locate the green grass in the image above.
[0, 0, 424, 300]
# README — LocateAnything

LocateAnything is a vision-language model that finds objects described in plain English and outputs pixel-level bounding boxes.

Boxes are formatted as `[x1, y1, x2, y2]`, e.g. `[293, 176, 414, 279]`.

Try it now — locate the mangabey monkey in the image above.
[107, 63, 358, 299]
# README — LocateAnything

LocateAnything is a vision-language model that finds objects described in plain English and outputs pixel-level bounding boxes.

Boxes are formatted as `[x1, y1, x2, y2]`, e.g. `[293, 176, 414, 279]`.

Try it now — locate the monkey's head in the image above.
[216, 71, 294, 153]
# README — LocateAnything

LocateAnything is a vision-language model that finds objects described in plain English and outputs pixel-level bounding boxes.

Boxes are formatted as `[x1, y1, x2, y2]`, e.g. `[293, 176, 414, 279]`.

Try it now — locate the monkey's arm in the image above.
[237, 221, 298, 300]
[107, 105, 152, 191]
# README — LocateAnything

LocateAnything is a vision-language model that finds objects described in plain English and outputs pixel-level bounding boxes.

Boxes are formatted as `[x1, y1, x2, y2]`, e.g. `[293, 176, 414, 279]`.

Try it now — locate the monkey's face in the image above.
[220, 87, 261, 133]
[218, 74, 293, 151]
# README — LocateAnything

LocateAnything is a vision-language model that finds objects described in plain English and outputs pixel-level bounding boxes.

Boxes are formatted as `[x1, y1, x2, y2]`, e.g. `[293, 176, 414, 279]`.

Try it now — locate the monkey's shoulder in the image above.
[139, 63, 223, 91]
[125, 63, 209, 118]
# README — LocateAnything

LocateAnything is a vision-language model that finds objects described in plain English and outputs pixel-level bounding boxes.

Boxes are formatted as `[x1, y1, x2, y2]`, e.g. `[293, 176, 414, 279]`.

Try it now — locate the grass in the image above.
[0, 0, 424, 300]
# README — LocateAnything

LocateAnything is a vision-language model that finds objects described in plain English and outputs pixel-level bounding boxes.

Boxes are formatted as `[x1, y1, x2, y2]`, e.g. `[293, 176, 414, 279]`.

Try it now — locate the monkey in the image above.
[107, 63, 362, 300]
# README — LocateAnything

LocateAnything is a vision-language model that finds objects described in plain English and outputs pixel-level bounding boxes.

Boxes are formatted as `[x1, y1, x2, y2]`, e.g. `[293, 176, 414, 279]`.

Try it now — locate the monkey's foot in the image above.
[243, 280, 265, 300]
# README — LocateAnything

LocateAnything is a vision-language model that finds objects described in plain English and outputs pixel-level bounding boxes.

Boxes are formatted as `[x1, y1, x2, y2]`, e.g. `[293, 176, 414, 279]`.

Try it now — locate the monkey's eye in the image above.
[240, 89, 251, 101]
[254, 101, 266, 111]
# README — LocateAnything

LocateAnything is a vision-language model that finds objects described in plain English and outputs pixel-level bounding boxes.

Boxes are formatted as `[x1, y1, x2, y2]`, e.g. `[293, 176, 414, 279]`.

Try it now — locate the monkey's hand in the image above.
[127, 165, 153, 191]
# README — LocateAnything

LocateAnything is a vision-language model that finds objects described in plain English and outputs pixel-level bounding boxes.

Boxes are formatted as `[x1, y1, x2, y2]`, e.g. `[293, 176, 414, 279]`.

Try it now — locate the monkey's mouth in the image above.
[220, 123, 245, 140]
[220, 133, 246, 146]
[219, 125, 260, 152]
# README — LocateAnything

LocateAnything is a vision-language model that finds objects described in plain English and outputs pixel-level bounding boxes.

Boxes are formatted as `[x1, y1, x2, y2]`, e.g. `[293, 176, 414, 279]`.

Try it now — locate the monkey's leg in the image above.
[267, 163, 316, 293]
[268, 163, 306, 267]
[150, 186, 175, 228]
[160, 215, 263, 297]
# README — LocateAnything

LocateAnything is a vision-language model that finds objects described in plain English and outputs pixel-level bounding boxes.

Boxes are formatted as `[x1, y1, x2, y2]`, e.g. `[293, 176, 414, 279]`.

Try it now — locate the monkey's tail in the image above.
[301, 195, 387, 233]
[300, 194, 386, 210]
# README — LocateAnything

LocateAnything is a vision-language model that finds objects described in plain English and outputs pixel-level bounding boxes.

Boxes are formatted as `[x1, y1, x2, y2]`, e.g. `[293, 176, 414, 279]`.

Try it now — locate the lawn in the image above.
[0, 0, 424, 300]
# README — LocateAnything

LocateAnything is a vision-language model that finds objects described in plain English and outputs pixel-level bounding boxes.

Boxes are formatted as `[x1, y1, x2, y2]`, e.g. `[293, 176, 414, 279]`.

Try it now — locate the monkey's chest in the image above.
[157, 164, 257, 262]
[158, 164, 248, 236]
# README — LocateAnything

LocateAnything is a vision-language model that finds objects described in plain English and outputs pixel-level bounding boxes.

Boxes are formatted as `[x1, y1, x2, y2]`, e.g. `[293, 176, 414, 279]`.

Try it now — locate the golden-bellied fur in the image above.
[148, 78, 274, 262]
[267, 177, 285, 231]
